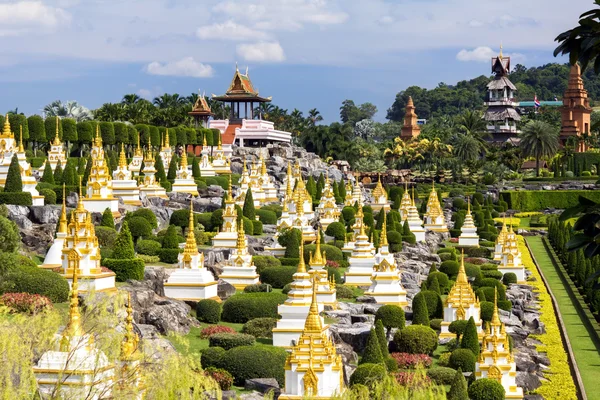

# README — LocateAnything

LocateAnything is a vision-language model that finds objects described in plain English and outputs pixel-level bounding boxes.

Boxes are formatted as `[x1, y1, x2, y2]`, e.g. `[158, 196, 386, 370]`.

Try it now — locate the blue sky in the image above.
[0, 0, 591, 123]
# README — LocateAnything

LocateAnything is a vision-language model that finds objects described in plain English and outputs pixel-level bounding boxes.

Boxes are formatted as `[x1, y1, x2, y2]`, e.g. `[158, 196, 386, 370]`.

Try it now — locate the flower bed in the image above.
[391, 353, 432, 369]
[0, 293, 52, 314]
[200, 325, 236, 339]
[518, 236, 578, 399]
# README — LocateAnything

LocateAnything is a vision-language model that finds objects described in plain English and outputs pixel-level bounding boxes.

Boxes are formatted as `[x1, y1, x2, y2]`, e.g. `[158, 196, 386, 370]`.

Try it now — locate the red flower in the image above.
[200, 325, 236, 339]
[1, 293, 52, 314]
[390, 352, 432, 369]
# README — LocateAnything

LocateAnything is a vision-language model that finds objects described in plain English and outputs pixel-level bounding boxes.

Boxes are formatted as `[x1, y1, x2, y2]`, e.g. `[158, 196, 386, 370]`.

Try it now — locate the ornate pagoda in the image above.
[172, 151, 199, 195]
[483, 46, 521, 141]
[279, 279, 344, 400]
[370, 174, 390, 211]
[164, 202, 219, 301]
[112, 144, 141, 206]
[494, 217, 509, 261]
[399, 181, 412, 221]
[560, 63, 592, 152]
[129, 134, 144, 177]
[423, 183, 448, 232]
[116, 293, 144, 399]
[212, 176, 243, 248]
[159, 129, 173, 170]
[439, 252, 483, 339]
[138, 151, 168, 199]
[16, 126, 45, 205]
[400, 96, 421, 140]
[308, 231, 337, 307]
[210, 65, 291, 148]
[343, 181, 354, 207]
[475, 288, 523, 399]
[273, 242, 328, 348]
[499, 225, 526, 283]
[458, 198, 479, 247]
[218, 223, 260, 289]
[39, 118, 67, 173]
[315, 177, 340, 230]
[342, 202, 365, 253]
[41, 185, 69, 269]
[345, 216, 376, 286]
[189, 91, 213, 128]
[211, 133, 231, 174]
[406, 188, 426, 242]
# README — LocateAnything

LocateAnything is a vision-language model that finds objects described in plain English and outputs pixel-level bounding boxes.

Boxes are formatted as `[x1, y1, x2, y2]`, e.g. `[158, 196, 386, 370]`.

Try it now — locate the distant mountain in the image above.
[386, 63, 600, 121]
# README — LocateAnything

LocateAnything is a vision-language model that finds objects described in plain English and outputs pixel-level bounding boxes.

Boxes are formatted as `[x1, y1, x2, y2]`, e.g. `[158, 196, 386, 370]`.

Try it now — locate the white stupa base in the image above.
[345, 257, 376, 286]
[424, 224, 448, 232]
[273, 304, 327, 347]
[112, 181, 141, 205]
[317, 217, 336, 230]
[40, 237, 65, 270]
[410, 227, 426, 242]
[218, 266, 259, 289]
[341, 242, 355, 253]
[82, 197, 120, 217]
[370, 203, 391, 212]
[458, 235, 480, 247]
[32, 195, 45, 206]
[475, 368, 523, 399]
[63, 273, 117, 293]
[213, 163, 231, 175]
[139, 185, 168, 199]
[364, 278, 407, 307]
[265, 245, 286, 257]
[172, 179, 199, 196]
[211, 232, 238, 248]
[364, 292, 408, 307]
[498, 266, 526, 283]
[280, 361, 344, 400]
[199, 167, 216, 177]
[164, 269, 219, 301]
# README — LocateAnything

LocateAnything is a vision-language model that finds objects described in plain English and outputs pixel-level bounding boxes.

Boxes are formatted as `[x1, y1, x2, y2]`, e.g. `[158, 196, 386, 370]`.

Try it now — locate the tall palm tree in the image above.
[454, 134, 483, 163]
[44, 100, 93, 121]
[554, 1, 600, 72]
[519, 121, 559, 176]
[456, 110, 490, 146]
[122, 94, 141, 106]
[307, 108, 323, 127]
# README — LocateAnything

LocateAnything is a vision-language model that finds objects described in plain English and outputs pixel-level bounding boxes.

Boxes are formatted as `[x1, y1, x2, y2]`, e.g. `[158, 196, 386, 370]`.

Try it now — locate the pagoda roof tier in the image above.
[484, 107, 521, 121]
[492, 55, 510, 76]
[189, 93, 214, 116]
[487, 76, 517, 91]
[213, 66, 272, 103]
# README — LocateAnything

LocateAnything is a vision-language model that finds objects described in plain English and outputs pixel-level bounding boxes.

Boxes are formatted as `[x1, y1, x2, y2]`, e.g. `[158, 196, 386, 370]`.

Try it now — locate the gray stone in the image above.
[329, 323, 371, 353]
[207, 185, 225, 198]
[238, 392, 265, 400]
[218, 279, 237, 300]
[363, 304, 383, 315]
[66, 192, 79, 208]
[351, 314, 373, 324]
[29, 205, 61, 224]
[11, 214, 33, 230]
[517, 371, 542, 392]
[136, 323, 159, 339]
[144, 266, 166, 296]
[356, 295, 377, 304]
[244, 378, 281, 396]
[221, 391, 237, 400]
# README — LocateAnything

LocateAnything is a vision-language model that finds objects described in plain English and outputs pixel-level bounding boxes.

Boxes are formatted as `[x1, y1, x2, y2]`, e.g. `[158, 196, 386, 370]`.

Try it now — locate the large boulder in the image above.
[141, 297, 194, 335]
[144, 266, 166, 296]
[30, 205, 61, 224]
[244, 378, 281, 396]
[329, 323, 371, 353]
[207, 185, 225, 198]
[217, 279, 236, 300]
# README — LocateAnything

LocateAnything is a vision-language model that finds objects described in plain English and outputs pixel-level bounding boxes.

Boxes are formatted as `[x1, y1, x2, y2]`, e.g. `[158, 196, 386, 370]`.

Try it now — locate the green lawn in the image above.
[519, 217, 531, 228]
[526, 236, 600, 400]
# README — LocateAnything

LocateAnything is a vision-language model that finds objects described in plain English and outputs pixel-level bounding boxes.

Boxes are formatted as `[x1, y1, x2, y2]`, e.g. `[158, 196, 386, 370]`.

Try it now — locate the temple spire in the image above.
[165, 128, 170, 148]
[2, 113, 12, 137]
[59, 184, 67, 234]
[183, 201, 198, 256]
[457, 250, 469, 284]
[54, 117, 60, 145]
[180, 150, 188, 169]
[118, 143, 127, 168]
[227, 175, 233, 202]
[303, 277, 322, 332]
[297, 240, 307, 273]
[65, 264, 83, 337]
[379, 212, 388, 247]
[491, 286, 501, 327]
[236, 218, 246, 251]
[18, 125, 24, 152]
[120, 292, 139, 360]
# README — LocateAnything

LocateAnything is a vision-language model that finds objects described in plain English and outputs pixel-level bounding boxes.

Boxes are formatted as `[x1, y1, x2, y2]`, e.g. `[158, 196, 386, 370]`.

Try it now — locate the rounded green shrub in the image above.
[426, 366, 458, 385]
[418, 290, 443, 319]
[464, 263, 482, 280]
[251, 255, 281, 275]
[482, 270, 503, 280]
[385, 357, 399, 372]
[393, 325, 438, 355]
[335, 284, 356, 299]
[252, 220, 263, 235]
[468, 378, 506, 400]
[241, 317, 277, 338]
[427, 272, 449, 290]
[200, 346, 226, 369]
[136, 239, 162, 256]
[158, 248, 180, 264]
[449, 348, 476, 372]
[196, 299, 222, 324]
[3, 268, 69, 303]
[480, 263, 498, 271]
[256, 209, 277, 224]
[349, 363, 387, 389]
[480, 301, 494, 322]
[303, 243, 343, 262]
[375, 305, 406, 331]
[439, 252, 457, 262]
[259, 266, 296, 288]
[448, 320, 468, 337]
[209, 333, 255, 350]
[221, 292, 287, 323]
[243, 283, 272, 293]
[502, 272, 518, 285]
[219, 346, 288, 386]
[39, 188, 57, 204]
[440, 260, 460, 278]
[429, 318, 442, 331]
[95, 226, 117, 248]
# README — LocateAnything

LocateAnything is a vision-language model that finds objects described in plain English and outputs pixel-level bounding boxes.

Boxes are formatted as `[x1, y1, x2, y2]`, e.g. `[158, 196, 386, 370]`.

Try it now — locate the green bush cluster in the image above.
[500, 190, 600, 211]
[259, 266, 296, 288]
[1, 267, 69, 303]
[196, 299, 221, 324]
[468, 378, 506, 400]
[393, 325, 438, 355]
[218, 346, 288, 386]
[103, 258, 144, 281]
[221, 292, 287, 323]
[208, 333, 256, 350]
[241, 317, 277, 338]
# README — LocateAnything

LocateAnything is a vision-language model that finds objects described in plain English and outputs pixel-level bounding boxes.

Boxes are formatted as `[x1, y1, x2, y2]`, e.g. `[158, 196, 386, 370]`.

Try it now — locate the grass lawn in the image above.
[432, 343, 449, 367]
[519, 217, 531, 228]
[526, 236, 600, 400]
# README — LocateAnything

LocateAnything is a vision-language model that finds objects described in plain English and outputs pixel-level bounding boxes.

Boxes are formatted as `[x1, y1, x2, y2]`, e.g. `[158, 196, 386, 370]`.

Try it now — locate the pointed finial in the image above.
[165, 128, 170, 147]
[120, 291, 139, 360]
[59, 183, 67, 234]
[118, 143, 127, 168]
[297, 240, 307, 273]
[235, 61, 238, 72]
[491, 286, 501, 326]
[457, 250, 468, 284]
[467, 197, 471, 214]
[499, 42, 503, 59]
[379, 212, 388, 247]
[18, 125, 24, 152]
[65, 263, 83, 337]
[303, 276, 323, 332]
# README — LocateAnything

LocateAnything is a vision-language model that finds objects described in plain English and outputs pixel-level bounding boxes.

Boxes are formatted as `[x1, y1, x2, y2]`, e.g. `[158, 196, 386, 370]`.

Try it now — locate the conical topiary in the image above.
[62, 162, 77, 186]
[460, 317, 480, 357]
[167, 155, 177, 181]
[192, 156, 201, 178]
[112, 221, 135, 260]
[155, 154, 166, 182]
[284, 228, 300, 258]
[447, 368, 468, 400]
[53, 162, 64, 185]
[392, 194, 401, 210]
[41, 163, 55, 184]
[412, 292, 430, 326]
[4, 154, 22, 192]
[338, 180, 346, 200]
[243, 188, 256, 220]
[429, 275, 441, 294]
[101, 207, 115, 229]
[360, 328, 384, 366]
[306, 176, 317, 200]
[428, 262, 437, 274]
[82, 156, 92, 184]
[162, 225, 179, 249]
[375, 319, 389, 358]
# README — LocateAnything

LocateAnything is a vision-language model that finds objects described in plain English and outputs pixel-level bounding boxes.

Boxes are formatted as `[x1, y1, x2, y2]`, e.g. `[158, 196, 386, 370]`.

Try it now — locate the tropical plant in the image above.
[43, 100, 93, 121]
[554, 1, 600, 72]
[518, 121, 559, 176]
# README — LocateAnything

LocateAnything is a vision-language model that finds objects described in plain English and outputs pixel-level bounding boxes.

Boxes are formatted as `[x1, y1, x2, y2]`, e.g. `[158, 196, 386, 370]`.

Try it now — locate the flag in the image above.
[534, 94, 540, 108]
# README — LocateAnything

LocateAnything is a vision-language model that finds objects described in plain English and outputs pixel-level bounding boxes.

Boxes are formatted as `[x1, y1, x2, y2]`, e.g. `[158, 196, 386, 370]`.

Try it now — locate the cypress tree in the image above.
[376, 209, 385, 230]
[53, 162, 64, 185]
[316, 173, 325, 199]
[155, 154, 166, 182]
[108, 152, 118, 173]
[412, 293, 430, 326]
[392, 194, 401, 210]
[243, 189, 256, 220]
[77, 156, 87, 175]
[101, 208, 115, 229]
[419, 198, 427, 215]
[192, 156, 201, 178]
[112, 221, 135, 259]
[82, 156, 93, 184]
[284, 228, 301, 258]
[162, 225, 179, 249]
[429, 262, 437, 274]
[461, 317, 480, 357]
[360, 328, 384, 365]
[306, 176, 317, 200]
[4, 154, 22, 192]
[447, 368, 468, 400]
[62, 162, 77, 186]
[429, 275, 441, 294]
[41, 163, 55, 184]
[338, 181, 347, 200]
[375, 320, 389, 358]
[332, 181, 342, 203]
[167, 156, 178, 181]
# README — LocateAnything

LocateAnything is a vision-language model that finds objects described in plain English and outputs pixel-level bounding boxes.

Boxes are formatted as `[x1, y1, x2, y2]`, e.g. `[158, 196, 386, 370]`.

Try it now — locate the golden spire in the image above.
[310, 230, 325, 266]
[236, 218, 246, 252]
[260, 155, 267, 176]
[411, 187, 416, 206]
[135, 133, 142, 157]
[243, 159, 248, 173]
[287, 161, 292, 178]
[499, 42, 503, 59]
[456, 250, 469, 284]
[2, 113, 12, 137]
[303, 277, 322, 332]
[53, 116, 61, 146]
[183, 201, 198, 255]
[118, 143, 127, 168]
[94, 124, 102, 147]
[77, 176, 85, 211]
[180, 150, 188, 169]
[202, 133, 207, 147]
[217, 132, 222, 150]
[58, 184, 68, 234]
[467, 196, 471, 215]
[297, 240, 307, 274]
[227, 175, 234, 202]
[120, 292, 139, 360]
[165, 128, 170, 148]
[18, 125, 24, 152]
[491, 286, 501, 327]
[65, 264, 83, 337]
[379, 212, 388, 247]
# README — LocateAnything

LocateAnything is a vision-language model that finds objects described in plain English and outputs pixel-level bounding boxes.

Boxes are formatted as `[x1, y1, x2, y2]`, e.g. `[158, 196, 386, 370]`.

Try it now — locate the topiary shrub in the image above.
[221, 292, 287, 323]
[438, 252, 457, 262]
[251, 255, 281, 275]
[393, 325, 438, 355]
[418, 290, 443, 319]
[349, 363, 387, 389]
[460, 317, 479, 356]
[196, 299, 222, 324]
[209, 333, 256, 350]
[464, 247, 491, 258]
[386, 230, 403, 252]
[252, 220, 263, 235]
[2, 268, 69, 303]
[303, 243, 344, 262]
[259, 266, 296, 288]
[241, 317, 277, 338]
[360, 328, 384, 365]
[449, 348, 476, 372]
[449, 320, 468, 339]
[375, 305, 405, 332]
[136, 239, 161, 256]
[426, 272, 449, 291]
[411, 292, 430, 326]
[429, 318, 442, 331]
[335, 284, 356, 299]
[39, 188, 56, 204]
[481, 270, 503, 280]
[480, 301, 494, 322]
[426, 366, 458, 385]
[95, 226, 117, 248]
[282, 283, 292, 294]
[103, 258, 145, 281]
[243, 283, 272, 293]
[468, 378, 506, 400]
[158, 248, 180, 264]
[439, 260, 460, 278]
[385, 357, 399, 372]
[256, 209, 277, 224]
[219, 346, 288, 386]
[200, 346, 226, 369]
[502, 272, 517, 285]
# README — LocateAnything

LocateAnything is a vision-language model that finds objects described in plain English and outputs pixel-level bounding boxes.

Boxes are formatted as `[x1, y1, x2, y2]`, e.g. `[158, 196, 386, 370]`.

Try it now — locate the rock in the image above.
[329, 323, 371, 353]
[11, 214, 33, 230]
[144, 266, 166, 296]
[221, 391, 237, 400]
[136, 323, 160, 339]
[517, 371, 542, 392]
[334, 339, 359, 365]
[195, 197, 223, 213]
[141, 297, 194, 335]
[337, 302, 365, 315]
[238, 392, 265, 400]
[148, 206, 171, 230]
[363, 304, 383, 315]
[244, 378, 281, 397]
[66, 192, 79, 208]
[514, 352, 537, 372]
[143, 337, 177, 362]
[29, 205, 61, 224]
[356, 295, 377, 304]
[524, 395, 544, 400]
[351, 314, 373, 324]
[218, 279, 237, 300]
[6, 204, 30, 219]
[207, 185, 225, 198]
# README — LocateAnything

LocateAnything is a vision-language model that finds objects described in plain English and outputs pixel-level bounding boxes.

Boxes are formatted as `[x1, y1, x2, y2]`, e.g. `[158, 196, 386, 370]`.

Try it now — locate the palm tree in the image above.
[519, 121, 559, 176]
[454, 134, 484, 163]
[122, 94, 141, 106]
[554, 1, 600, 72]
[307, 108, 323, 127]
[44, 100, 93, 121]
[456, 110, 490, 146]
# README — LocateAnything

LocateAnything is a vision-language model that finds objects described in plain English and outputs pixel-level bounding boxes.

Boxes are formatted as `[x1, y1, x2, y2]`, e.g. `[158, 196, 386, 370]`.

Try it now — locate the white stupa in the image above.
[344, 214, 376, 286]
[159, 129, 173, 170]
[458, 198, 479, 247]
[315, 177, 340, 230]
[138, 151, 168, 199]
[423, 182, 448, 232]
[211, 133, 231, 174]
[218, 223, 259, 289]
[370, 175, 390, 211]
[406, 188, 426, 242]
[308, 231, 337, 307]
[112, 144, 141, 206]
[15, 125, 44, 205]
[198, 135, 216, 177]
[128, 134, 144, 177]
[39, 118, 67, 173]
[212, 176, 244, 248]
[41, 185, 68, 270]
[172, 151, 199, 196]
[498, 225, 526, 283]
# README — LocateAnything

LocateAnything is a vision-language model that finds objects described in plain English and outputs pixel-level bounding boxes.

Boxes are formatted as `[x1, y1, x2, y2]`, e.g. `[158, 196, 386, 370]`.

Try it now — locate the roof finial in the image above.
[297, 240, 306, 273]
[59, 184, 68, 234]
[303, 276, 322, 332]
[65, 263, 82, 337]
[499, 42, 503, 59]
[235, 61, 238, 72]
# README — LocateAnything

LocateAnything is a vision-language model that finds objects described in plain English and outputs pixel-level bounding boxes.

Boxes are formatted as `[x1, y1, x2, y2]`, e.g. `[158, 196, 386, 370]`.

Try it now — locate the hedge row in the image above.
[0, 192, 32, 206]
[103, 258, 145, 282]
[500, 190, 600, 211]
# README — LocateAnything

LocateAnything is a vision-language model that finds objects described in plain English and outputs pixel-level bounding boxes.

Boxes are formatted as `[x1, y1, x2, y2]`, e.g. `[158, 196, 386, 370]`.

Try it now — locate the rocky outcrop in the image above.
[217, 279, 236, 300]
[244, 378, 281, 396]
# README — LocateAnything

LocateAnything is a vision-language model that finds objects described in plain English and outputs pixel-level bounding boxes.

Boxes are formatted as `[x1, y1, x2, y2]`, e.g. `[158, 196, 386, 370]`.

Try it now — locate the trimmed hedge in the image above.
[2, 268, 69, 303]
[259, 266, 296, 288]
[0, 192, 32, 206]
[39, 188, 56, 204]
[251, 256, 281, 274]
[158, 248, 180, 263]
[449, 348, 476, 372]
[468, 378, 505, 400]
[303, 243, 343, 262]
[200, 346, 226, 369]
[209, 333, 255, 350]
[393, 325, 438, 355]
[500, 190, 600, 211]
[241, 317, 277, 338]
[196, 299, 222, 324]
[136, 239, 162, 256]
[256, 209, 277, 224]
[427, 366, 458, 385]
[103, 258, 144, 281]
[349, 363, 387, 389]
[221, 292, 287, 323]
[219, 346, 288, 386]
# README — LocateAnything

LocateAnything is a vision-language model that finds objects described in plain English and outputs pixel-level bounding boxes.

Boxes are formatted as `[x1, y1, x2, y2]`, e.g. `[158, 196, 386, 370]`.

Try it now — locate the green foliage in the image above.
[111, 222, 135, 259]
[101, 208, 115, 229]
[440, 260, 460, 278]
[251, 255, 281, 274]
[170, 209, 191, 229]
[27, 115, 46, 144]
[219, 345, 288, 386]
[4, 155, 22, 192]
[503, 272, 518, 285]
[39, 188, 56, 204]
[460, 317, 479, 357]
[221, 292, 287, 323]
[158, 248, 180, 264]
[427, 271, 449, 290]
[500, 190, 600, 212]
[242, 217, 254, 235]
[412, 293, 430, 327]
[241, 317, 277, 339]
[209, 333, 255, 350]
[53, 162, 63, 185]
[0, 192, 32, 206]
[447, 368, 468, 400]
[449, 320, 468, 339]
[426, 366, 458, 386]
[242, 189, 256, 220]
[200, 347, 226, 369]
[62, 162, 77, 186]
[1, 267, 69, 303]
[256, 209, 277, 224]
[326, 221, 347, 241]
[468, 378, 506, 400]
[162, 225, 179, 249]
[103, 258, 144, 281]
[77, 121, 93, 144]
[303, 243, 344, 262]
[449, 348, 476, 373]
[284, 228, 301, 258]
[259, 266, 297, 288]
[167, 156, 177, 180]
[253, 220, 263, 235]
[99, 121, 115, 145]
[349, 363, 387, 389]
[196, 299, 222, 324]
[428, 276, 441, 294]
[44, 117, 62, 142]
[135, 239, 161, 256]
[375, 319, 389, 358]
[418, 290, 443, 319]
[360, 328, 384, 365]
[95, 226, 117, 248]
[41, 164, 55, 184]
[393, 325, 438, 355]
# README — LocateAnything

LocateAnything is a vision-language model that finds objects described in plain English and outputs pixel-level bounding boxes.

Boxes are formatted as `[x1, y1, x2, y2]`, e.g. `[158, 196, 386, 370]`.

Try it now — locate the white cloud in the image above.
[468, 19, 483, 28]
[137, 88, 152, 98]
[145, 57, 214, 77]
[456, 46, 526, 64]
[236, 42, 285, 62]
[0, 1, 70, 35]
[196, 20, 269, 41]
